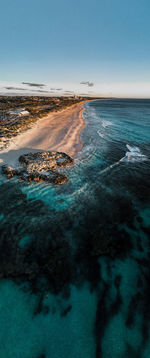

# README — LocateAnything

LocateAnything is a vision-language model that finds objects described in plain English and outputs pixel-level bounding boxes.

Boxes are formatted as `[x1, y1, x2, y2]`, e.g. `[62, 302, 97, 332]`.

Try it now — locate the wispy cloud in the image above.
[35, 89, 50, 93]
[4, 86, 55, 94]
[80, 81, 94, 87]
[63, 90, 74, 93]
[5, 86, 50, 93]
[22, 82, 45, 87]
[50, 88, 63, 91]
[5, 87, 26, 91]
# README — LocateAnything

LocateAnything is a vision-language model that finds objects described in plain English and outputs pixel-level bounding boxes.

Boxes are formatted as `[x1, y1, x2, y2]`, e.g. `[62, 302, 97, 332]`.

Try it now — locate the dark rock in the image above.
[2, 151, 73, 184]
[19, 151, 73, 168]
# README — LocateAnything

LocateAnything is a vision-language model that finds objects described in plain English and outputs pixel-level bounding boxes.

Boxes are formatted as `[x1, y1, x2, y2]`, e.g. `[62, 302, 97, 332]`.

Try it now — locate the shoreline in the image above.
[0, 101, 87, 167]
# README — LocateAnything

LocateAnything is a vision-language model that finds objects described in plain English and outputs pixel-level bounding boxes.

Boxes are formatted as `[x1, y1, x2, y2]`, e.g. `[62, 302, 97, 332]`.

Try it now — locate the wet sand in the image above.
[0, 101, 86, 166]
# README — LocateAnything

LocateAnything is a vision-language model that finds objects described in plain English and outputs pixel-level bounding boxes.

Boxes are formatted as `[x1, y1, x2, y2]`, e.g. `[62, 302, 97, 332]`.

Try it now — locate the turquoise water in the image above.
[0, 99, 150, 357]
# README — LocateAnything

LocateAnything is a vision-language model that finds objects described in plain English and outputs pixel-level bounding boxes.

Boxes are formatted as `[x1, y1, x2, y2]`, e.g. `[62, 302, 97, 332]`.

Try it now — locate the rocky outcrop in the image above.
[2, 151, 73, 184]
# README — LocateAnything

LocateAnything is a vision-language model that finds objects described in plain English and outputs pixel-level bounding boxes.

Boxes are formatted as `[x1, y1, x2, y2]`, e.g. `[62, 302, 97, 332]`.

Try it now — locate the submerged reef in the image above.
[0, 166, 150, 356]
[0, 180, 136, 295]
[2, 151, 73, 184]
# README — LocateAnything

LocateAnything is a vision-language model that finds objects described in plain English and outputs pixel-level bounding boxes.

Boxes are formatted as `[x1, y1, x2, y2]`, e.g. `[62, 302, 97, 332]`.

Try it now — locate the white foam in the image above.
[102, 120, 113, 128]
[100, 157, 125, 175]
[125, 144, 147, 163]
[100, 144, 148, 176]
[126, 144, 140, 153]
[97, 130, 105, 138]
[73, 183, 88, 197]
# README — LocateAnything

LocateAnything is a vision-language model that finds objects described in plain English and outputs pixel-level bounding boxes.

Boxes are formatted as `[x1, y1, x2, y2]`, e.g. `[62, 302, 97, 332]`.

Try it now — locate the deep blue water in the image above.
[0, 99, 150, 358]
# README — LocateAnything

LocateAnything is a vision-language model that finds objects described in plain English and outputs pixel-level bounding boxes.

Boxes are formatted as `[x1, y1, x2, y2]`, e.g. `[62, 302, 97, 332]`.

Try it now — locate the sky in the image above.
[0, 0, 150, 97]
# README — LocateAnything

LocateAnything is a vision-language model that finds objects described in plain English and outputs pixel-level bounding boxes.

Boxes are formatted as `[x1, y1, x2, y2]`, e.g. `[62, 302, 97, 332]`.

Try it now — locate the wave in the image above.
[100, 144, 148, 176]
[97, 130, 105, 138]
[102, 120, 113, 128]
[125, 144, 147, 163]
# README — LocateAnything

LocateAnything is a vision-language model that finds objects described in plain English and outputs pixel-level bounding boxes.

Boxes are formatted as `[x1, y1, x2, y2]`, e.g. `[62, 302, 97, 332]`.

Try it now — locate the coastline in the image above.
[0, 101, 87, 167]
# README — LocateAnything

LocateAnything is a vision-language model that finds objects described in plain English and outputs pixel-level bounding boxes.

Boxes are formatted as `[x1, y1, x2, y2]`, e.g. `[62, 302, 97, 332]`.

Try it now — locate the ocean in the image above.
[0, 99, 150, 358]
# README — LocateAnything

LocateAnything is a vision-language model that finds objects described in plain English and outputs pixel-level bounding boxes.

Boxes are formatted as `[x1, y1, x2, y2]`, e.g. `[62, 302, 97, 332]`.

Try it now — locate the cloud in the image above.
[62, 91, 74, 96]
[80, 81, 94, 87]
[50, 88, 63, 91]
[5, 87, 26, 90]
[80, 93, 90, 96]
[63, 90, 74, 93]
[25, 89, 53, 93]
[5, 86, 54, 94]
[22, 82, 45, 87]
[35, 89, 50, 93]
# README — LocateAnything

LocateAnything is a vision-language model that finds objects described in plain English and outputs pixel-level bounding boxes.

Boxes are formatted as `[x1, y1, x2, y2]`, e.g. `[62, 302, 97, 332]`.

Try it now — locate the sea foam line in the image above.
[97, 130, 105, 138]
[125, 144, 147, 163]
[102, 120, 113, 128]
[99, 144, 148, 176]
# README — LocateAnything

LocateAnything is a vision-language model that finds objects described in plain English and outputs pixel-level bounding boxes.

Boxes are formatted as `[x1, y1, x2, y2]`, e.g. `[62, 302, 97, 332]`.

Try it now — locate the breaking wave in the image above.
[102, 120, 113, 128]
[97, 130, 105, 138]
[124, 144, 147, 163]
[100, 144, 148, 176]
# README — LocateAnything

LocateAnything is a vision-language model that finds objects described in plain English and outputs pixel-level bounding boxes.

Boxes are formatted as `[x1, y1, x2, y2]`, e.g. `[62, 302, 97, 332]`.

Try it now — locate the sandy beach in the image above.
[0, 101, 86, 167]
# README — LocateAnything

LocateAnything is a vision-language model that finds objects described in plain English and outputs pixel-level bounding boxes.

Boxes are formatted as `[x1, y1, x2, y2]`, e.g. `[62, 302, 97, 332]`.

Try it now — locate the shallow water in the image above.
[0, 99, 150, 358]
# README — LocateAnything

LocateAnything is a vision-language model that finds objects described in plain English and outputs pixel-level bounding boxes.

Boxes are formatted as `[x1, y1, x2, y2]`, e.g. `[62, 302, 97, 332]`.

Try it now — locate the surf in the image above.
[99, 144, 148, 176]
[125, 144, 147, 162]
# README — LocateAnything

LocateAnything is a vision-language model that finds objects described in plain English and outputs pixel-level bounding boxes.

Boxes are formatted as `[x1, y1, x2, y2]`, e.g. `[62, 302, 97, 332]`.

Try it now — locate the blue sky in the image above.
[0, 0, 150, 97]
